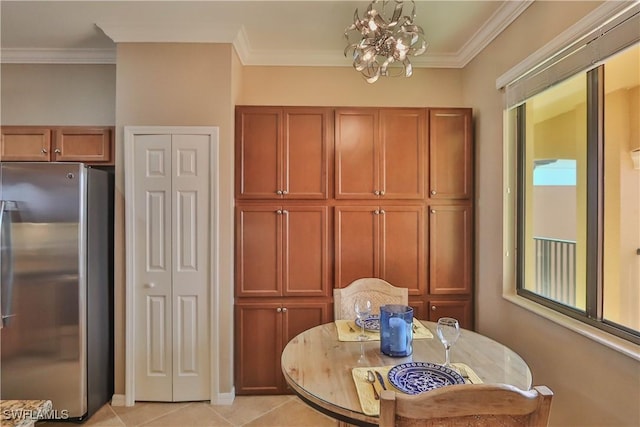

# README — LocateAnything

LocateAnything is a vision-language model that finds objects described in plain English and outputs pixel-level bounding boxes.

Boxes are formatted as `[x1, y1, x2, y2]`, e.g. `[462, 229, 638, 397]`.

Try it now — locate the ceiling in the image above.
[0, 1, 533, 67]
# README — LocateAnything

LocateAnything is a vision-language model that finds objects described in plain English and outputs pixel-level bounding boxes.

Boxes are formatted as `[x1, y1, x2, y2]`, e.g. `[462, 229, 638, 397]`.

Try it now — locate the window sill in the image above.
[502, 290, 640, 362]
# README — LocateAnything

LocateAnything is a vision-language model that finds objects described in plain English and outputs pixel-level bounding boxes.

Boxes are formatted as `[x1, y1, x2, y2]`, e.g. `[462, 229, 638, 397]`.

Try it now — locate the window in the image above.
[508, 42, 639, 344]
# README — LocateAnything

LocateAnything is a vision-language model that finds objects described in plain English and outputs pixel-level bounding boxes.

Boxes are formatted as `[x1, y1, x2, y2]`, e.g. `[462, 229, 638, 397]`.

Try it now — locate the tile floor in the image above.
[37, 395, 339, 427]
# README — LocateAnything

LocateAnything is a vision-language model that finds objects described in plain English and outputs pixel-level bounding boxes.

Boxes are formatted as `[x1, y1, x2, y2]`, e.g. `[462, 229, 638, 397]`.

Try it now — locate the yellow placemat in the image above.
[412, 320, 434, 339]
[336, 319, 433, 342]
[352, 364, 483, 416]
[336, 320, 379, 341]
[351, 366, 396, 416]
[451, 362, 483, 384]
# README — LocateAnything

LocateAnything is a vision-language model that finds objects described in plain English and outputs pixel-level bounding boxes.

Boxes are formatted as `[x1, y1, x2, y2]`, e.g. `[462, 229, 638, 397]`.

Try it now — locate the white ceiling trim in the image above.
[0, 2, 532, 67]
[0, 48, 116, 64]
[453, 0, 534, 68]
[495, 1, 636, 89]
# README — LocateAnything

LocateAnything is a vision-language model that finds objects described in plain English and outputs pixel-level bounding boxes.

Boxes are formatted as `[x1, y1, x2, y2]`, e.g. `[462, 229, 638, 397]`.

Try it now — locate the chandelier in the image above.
[344, 0, 428, 83]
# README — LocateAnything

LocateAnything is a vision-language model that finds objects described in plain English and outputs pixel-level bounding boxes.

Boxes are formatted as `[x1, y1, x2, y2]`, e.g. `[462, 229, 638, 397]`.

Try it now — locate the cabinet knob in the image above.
[54, 148, 61, 154]
[431, 305, 437, 311]
[144, 283, 156, 289]
[380, 190, 385, 196]
[276, 209, 283, 215]
[276, 190, 283, 195]
[41, 148, 48, 154]
[276, 307, 282, 313]
[379, 209, 385, 214]
[374, 190, 380, 196]
[373, 210, 379, 215]
[282, 209, 288, 214]
[282, 307, 288, 313]
[282, 190, 288, 195]
[431, 209, 436, 214]
[431, 190, 437, 195]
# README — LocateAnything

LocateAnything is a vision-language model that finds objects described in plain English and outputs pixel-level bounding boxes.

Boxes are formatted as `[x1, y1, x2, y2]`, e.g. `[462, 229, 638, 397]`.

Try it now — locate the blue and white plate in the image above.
[387, 362, 464, 395]
[355, 314, 380, 331]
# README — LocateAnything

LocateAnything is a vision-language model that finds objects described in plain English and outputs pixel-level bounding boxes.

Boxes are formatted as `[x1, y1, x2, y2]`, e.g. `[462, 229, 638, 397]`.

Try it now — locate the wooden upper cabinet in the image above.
[1, 127, 52, 161]
[379, 109, 426, 199]
[334, 205, 425, 295]
[335, 108, 426, 200]
[0, 126, 114, 165]
[335, 109, 378, 199]
[429, 108, 473, 200]
[235, 106, 331, 200]
[235, 205, 330, 297]
[54, 127, 113, 164]
[429, 204, 473, 295]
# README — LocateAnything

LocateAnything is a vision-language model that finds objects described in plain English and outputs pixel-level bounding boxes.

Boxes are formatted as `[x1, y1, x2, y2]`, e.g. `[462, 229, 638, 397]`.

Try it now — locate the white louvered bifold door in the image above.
[132, 132, 210, 402]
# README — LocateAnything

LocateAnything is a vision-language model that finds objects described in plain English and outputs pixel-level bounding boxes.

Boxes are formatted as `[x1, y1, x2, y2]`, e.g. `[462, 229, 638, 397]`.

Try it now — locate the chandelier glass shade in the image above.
[344, 0, 428, 83]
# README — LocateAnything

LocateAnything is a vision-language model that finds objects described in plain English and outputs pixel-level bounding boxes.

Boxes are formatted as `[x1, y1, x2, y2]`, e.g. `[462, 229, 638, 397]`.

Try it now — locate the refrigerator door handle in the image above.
[0, 200, 17, 329]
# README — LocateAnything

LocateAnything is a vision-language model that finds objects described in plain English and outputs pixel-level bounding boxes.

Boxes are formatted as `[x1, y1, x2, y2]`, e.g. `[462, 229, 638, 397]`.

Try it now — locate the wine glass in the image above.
[436, 317, 460, 367]
[354, 298, 372, 341]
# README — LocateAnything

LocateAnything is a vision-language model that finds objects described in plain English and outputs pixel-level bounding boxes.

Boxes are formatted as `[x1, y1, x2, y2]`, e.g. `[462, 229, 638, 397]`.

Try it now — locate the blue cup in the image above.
[380, 304, 413, 357]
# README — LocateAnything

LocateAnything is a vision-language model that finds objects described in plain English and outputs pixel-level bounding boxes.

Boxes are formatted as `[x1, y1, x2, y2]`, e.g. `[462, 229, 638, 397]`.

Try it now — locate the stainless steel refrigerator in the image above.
[0, 162, 113, 421]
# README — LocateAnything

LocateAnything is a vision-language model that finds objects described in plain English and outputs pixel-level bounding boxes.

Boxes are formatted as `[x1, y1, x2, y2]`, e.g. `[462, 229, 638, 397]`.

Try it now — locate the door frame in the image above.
[124, 126, 220, 406]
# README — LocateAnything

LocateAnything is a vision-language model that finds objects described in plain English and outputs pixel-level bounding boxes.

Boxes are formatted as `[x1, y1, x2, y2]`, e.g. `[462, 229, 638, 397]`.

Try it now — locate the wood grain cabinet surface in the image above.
[429, 109, 473, 200]
[0, 126, 114, 165]
[234, 300, 331, 394]
[335, 108, 426, 200]
[235, 205, 330, 298]
[235, 107, 331, 199]
[234, 106, 475, 394]
[334, 205, 425, 295]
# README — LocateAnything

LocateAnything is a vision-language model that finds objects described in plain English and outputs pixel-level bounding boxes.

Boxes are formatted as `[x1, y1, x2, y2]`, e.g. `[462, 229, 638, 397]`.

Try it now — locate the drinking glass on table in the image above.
[354, 298, 372, 341]
[436, 317, 460, 367]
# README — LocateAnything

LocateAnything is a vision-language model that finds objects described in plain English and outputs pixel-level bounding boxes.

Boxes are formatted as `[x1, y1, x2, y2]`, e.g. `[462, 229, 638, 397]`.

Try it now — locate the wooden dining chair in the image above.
[333, 278, 408, 320]
[379, 384, 553, 427]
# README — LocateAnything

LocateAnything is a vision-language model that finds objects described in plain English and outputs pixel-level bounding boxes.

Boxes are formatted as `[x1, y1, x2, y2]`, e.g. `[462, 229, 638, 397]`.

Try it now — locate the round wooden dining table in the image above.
[281, 321, 533, 427]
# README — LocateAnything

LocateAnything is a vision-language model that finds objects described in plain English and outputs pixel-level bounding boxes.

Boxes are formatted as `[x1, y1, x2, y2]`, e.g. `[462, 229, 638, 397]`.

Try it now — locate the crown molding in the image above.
[454, 0, 534, 68]
[95, 21, 242, 44]
[1, 48, 116, 64]
[0, 1, 532, 67]
[496, 1, 638, 89]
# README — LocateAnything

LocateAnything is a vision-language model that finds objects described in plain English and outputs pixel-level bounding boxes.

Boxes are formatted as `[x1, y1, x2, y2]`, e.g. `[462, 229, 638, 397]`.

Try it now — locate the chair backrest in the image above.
[379, 384, 553, 427]
[333, 278, 408, 320]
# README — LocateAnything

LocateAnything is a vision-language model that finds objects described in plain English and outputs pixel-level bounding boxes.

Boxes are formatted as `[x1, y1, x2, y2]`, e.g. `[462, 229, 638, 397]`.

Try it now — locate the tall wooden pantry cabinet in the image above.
[234, 106, 473, 395]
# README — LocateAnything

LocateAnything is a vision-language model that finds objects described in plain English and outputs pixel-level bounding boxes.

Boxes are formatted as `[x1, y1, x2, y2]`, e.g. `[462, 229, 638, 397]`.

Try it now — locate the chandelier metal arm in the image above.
[344, 0, 427, 83]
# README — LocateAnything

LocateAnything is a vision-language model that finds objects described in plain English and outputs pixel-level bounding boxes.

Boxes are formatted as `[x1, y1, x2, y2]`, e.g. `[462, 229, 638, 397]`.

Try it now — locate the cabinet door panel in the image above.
[380, 206, 425, 296]
[282, 206, 329, 296]
[0, 127, 51, 161]
[236, 206, 281, 296]
[428, 299, 473, 330]
[429, 205, 473, 294]
[335, 206, 378, 288]
[236, 108, 281, 199]
[380, 109, 426, 199]
[234, 303, 282, 394]
[429, 109, 473, 199]
[335, 109, 378, 199]
[54, 127, 112, 164]
[285, 108, 330, 199]
[283, 302, 330, 345]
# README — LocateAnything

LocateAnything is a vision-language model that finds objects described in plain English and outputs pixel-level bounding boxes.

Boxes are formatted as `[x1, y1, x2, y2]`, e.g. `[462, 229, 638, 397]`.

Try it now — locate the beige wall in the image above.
[0, 64, 115, 125]
[238, 66, 464, 107]
[115, 43, 237, 395]
[462, 1, 640, 426]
